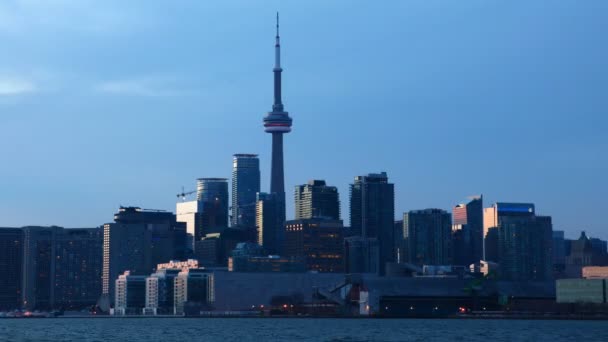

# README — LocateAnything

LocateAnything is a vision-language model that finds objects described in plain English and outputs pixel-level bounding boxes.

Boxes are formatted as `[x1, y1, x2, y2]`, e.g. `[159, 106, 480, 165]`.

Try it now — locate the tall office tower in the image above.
[256, 192, 282, 255]
[263, 14, 292, 230]
[294, 180, 340, 220]
[452, 196, 483, 265]
[403, 209, 452, 266]
[0, 228, 23, 310]
[21, 226, 102, 311]
[231, 154, 261, 228]
[284, 218, 344, 272]
[196, 178, 229, 239]
[101, 207, 187, 309]
[483, 202, 553, 281]
[349, 172, 395, 275]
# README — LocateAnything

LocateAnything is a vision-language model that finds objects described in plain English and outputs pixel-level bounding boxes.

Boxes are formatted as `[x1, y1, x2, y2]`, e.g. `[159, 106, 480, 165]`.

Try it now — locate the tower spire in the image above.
[274, 12, 281, 70]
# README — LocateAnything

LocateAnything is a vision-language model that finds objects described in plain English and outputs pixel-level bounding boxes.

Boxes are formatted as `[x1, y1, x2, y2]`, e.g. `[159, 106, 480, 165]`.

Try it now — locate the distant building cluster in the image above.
[1, 15, 608, 317]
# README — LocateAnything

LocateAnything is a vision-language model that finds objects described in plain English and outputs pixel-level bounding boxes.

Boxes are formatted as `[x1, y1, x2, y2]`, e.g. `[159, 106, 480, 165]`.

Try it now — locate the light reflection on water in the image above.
[0, 318, 606, 342]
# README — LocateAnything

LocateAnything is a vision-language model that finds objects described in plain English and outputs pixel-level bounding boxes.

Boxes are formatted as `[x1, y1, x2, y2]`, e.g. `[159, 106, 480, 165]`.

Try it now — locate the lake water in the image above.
[1, 318, 606, 341]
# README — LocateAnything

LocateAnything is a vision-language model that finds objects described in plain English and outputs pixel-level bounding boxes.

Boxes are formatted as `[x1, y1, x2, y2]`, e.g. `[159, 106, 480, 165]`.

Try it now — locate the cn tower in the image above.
[263, 13, 292, 223]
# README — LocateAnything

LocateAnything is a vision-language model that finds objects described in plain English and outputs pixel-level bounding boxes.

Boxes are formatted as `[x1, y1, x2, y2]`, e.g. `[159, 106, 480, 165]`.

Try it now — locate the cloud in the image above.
[0, 78, 36, 95]
[94, 77, 189, 97]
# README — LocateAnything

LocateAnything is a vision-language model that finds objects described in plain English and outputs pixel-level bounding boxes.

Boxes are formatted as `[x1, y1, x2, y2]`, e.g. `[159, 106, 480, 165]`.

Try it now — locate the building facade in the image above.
[114, 271, 147, 315]
[0, 228, 23, 310]
[344, 237, 379, 274]
[20, 226, 102, 311]
[403, 209, 452, 266]
[484, 203, 553, 281]
[101, 207, 187, 309]
[196, 178, 229, 239]
[231, 154, 261, 228]
[349, 172, 394, 275]
[256, 192, 283, 255]
[451, 196, 483, 266]
[174, 269, 215, 315]
[284, 218, 344, 272]
[294, 180, 340, 220]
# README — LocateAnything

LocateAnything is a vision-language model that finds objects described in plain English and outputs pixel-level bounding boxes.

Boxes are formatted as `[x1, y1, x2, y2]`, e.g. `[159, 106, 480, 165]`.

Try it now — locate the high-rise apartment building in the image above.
[231, 154, 261, 228]
[294, 180, 340, 220]
[403, 209, 452, 266]
[0, 228, 23, 310]
[349, 172, 395, 275]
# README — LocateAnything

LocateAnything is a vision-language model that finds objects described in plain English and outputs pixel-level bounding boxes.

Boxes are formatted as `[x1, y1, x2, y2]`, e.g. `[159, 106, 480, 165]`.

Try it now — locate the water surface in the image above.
[1, 318, 606, 342]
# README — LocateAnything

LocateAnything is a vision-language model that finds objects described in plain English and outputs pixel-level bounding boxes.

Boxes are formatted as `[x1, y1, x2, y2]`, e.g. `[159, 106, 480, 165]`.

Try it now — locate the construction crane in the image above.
[176, 186, 196, 202]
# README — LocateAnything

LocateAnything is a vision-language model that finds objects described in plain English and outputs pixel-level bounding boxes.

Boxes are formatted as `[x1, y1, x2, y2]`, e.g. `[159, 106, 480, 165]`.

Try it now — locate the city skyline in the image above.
[0, 1, 606, 240]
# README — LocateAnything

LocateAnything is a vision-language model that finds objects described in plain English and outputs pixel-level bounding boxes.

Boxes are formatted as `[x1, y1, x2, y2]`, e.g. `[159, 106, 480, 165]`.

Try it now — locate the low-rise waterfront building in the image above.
[556, 278, 607, 304]
[114, 271, 147, 315]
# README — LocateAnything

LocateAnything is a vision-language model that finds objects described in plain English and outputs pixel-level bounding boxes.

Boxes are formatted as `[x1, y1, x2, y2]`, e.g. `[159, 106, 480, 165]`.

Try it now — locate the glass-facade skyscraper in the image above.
[231, 154, 260, 228]
[196, 178, 229, 239]
[294, 180, 340, 220]
[349, 172, 395, 275]
[483, 202, 553, 281]
[403, 209, 452, 266]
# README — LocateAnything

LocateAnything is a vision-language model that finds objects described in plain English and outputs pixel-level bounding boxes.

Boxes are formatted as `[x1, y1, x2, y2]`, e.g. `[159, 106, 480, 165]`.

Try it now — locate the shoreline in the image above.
[2, 314, 608, 321]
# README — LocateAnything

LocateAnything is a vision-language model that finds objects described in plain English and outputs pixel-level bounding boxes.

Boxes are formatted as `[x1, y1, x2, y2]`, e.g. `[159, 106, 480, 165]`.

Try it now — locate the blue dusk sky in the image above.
[0, 1, 606, 240]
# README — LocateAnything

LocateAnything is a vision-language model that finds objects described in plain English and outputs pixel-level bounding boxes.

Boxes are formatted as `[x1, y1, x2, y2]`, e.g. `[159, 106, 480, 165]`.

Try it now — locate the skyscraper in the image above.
[483, 202, 535, 261]
[483, 202, 553, 281]
[452, 196, 483, 265]
[231, 154, 261, 228]
[403, 209, 452, 266]
[263, 13, 292, 230]
[349, 172, 395, 275]
[294, 180, 340, 220]
[101, 207, 187, 309]
[196, 178, 229, 239]
[0, 228, 23, 310]
[256, 192, 282, 255]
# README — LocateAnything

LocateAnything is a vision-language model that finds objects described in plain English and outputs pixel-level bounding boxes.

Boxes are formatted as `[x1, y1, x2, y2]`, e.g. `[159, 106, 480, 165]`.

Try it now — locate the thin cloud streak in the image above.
[0, 78, 36, 95]
[94, 77, 193, 97]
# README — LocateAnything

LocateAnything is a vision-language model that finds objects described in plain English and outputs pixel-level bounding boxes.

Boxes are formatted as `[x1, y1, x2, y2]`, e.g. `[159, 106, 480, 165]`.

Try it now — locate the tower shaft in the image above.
[270, 132, 284, 196]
